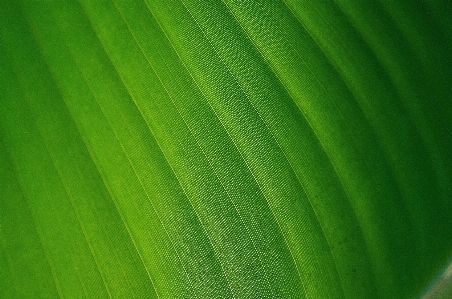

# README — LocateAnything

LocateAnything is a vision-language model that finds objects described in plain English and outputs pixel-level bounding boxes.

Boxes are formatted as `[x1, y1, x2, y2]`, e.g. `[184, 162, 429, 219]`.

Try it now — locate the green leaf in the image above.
[1, 0, 451, 298]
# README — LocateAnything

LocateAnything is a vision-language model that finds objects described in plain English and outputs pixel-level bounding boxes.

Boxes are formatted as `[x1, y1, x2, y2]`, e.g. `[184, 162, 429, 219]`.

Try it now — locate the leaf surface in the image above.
[1, 0, 451, 298]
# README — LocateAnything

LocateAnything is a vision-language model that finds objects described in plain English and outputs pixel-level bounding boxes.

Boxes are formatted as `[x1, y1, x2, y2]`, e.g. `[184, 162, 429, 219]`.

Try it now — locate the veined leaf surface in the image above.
[1, 0, 451, 298]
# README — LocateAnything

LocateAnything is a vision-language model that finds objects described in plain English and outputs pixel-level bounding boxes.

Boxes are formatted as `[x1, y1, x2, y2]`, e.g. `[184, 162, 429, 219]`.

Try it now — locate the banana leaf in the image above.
[1, 0, 451, 298]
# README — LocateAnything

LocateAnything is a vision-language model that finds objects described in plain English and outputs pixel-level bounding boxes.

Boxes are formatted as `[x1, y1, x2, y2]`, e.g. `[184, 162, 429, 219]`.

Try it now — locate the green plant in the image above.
[1, 0, 451, 298]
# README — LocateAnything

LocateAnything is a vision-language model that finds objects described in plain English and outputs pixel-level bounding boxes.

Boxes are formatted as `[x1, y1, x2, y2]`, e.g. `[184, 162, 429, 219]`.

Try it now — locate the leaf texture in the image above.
[1, 0, 451, 298]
